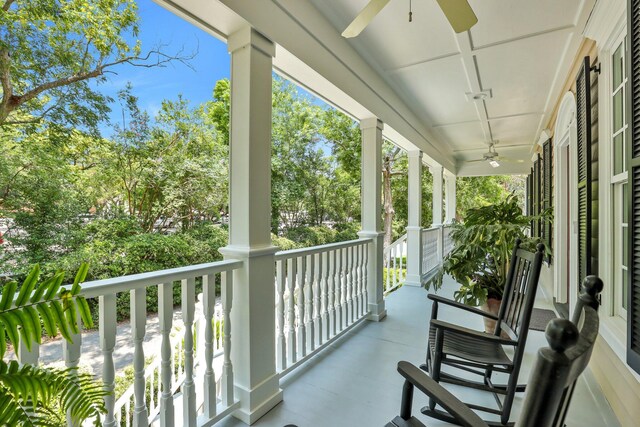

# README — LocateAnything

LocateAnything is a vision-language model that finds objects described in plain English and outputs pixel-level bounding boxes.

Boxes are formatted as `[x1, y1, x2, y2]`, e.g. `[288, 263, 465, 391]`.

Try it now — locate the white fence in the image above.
[274, 238, 372, 376]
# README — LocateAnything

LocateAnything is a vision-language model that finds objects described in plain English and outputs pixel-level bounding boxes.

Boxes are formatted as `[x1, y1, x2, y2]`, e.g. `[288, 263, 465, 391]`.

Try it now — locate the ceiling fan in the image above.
[342, 0, 478, 38]
[464, 142, 525, 168]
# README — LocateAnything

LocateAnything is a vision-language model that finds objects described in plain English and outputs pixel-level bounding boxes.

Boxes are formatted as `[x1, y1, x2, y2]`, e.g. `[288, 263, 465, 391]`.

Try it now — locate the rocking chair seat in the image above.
[428, 324, 513, 367]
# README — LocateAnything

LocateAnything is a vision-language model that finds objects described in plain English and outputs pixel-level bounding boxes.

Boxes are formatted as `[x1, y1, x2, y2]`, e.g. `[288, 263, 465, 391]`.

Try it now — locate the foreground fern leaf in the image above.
[0, 360, 108, 426]
[0, 264, 108, 426]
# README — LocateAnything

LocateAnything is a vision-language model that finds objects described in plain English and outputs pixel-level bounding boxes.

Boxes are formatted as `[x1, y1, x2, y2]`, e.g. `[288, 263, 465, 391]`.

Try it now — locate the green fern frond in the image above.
[0, 263, 108, 426]
[0, 264, 94, 358]
[0, 360, 107, 426]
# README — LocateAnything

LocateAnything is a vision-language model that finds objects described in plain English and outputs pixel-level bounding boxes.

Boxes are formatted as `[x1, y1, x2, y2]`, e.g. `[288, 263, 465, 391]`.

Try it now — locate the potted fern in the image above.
[427, 194, 546, 331]
[0, 264, 108, 426]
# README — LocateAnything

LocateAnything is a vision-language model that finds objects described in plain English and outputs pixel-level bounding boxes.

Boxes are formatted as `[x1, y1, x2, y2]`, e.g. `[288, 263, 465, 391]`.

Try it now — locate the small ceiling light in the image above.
[489, 160, 500, 168]
[466, 89, 492, 102]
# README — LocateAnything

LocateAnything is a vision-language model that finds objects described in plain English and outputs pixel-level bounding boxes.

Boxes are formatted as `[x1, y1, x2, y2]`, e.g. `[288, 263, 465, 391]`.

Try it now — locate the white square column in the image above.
[358, 118, 387, 321]
[219, 27, 282, 425]
[445, 173, 457, 223]
[429, 165, 444, 227]
[405, 150, 423, 287]
[429, 164, 444, 262]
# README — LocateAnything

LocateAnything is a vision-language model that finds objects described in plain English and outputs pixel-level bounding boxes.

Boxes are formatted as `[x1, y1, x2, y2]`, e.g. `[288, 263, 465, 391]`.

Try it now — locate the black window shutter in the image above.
[627, 0, 640, 374]
[576, 56, 593, 289]
[543, 139, 553, 262]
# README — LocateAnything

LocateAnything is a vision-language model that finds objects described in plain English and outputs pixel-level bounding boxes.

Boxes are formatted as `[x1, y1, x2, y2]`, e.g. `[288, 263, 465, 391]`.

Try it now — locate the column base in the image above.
[232, 374, 283, 425]
[404, 273, 422, 287]
[367, 303, 387, 322]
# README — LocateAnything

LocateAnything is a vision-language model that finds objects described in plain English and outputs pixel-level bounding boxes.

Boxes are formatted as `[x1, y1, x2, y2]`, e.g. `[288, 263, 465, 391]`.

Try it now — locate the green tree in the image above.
[0, 0, 192, 135]
[456, 176, 516, 217]
[106, 87, 228, 231]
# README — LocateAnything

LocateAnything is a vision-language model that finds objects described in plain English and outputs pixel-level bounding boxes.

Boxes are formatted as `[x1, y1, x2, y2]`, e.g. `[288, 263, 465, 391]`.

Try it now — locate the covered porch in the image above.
[10, 0, 625, 426]
[216, 279, 618, 427]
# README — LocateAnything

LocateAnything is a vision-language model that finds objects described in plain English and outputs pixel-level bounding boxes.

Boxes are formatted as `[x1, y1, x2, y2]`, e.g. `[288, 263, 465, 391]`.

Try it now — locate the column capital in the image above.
[428, 164, 443, 175]
[407, 149, 423, 159]
[360, 117, 384, 131]
[228, 27, 275, 57]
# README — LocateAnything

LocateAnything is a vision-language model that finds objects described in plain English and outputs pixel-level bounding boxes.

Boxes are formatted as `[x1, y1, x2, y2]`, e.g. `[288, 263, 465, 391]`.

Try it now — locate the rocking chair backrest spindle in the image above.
[495, 240, 546, 341]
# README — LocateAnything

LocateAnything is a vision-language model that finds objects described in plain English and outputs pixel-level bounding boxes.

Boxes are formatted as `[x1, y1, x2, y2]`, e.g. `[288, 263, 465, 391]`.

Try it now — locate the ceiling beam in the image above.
[452, 31, 493, 143]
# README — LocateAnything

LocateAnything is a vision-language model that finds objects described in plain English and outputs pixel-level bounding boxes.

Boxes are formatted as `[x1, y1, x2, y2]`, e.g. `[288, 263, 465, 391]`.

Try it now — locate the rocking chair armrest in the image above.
[430, 319, 517, 346]
[428, 294, 499, 320]
[396, 361, 488, 427]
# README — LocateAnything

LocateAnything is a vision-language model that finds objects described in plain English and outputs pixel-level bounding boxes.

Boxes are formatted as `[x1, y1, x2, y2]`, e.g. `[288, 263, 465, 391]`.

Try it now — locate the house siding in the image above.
[590, 338, 640, 426]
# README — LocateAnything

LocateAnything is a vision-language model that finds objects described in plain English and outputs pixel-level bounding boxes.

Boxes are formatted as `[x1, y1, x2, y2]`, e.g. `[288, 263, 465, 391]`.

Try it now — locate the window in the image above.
[611, 35, 628, 318]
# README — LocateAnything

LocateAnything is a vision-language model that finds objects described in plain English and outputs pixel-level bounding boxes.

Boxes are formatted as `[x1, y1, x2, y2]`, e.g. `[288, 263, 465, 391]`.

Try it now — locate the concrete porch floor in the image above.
[218, 277, 620, 427]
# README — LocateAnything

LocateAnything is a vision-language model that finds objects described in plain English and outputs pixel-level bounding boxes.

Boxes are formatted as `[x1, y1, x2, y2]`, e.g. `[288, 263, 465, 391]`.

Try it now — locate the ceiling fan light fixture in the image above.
[466, 89, 492, 102]
[489, 160, 500, 168]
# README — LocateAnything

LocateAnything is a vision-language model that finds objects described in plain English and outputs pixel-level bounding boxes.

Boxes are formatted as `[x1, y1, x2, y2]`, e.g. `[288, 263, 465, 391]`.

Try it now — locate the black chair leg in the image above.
[429, 330, 444, 411]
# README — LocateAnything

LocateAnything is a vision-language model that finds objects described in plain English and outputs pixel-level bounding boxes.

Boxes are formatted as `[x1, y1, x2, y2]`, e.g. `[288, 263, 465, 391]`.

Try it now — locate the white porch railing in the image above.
[442, 225, 453, 257]
[421, 227, 440, 278]
[383, 233, 407, 294]
[274, 238, 372, 376]
[18, 260, 243, 427]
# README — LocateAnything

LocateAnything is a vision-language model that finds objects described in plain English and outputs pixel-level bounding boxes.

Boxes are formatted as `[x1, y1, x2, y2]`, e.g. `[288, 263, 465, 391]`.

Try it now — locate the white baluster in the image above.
[314, 252, 323, 346]
[335, 248, 343, 331]
[392, 245, 397, 289]
[181, 277, 197, 425]
[18, 339, 39, 365]
[320, 251, 329, 342]
[125, 400, 131, 427]
[305, 254, 315, 352]
[203, 274, 217, 418]
[341, 247, 348, 329]
[62, 311, 81, 426]
[400, 240, 405, 282]
[286, 257, 297, 364]
[327, 250, 336, 337]
[158, 282, 174, 427]
[100, 293, 117, 427]
[221, 270, 234, 407]
[276, 259, 286, 371]
[386, 247, 391, 292]
[130, 288, 149, 426]
[354, 244, 362, 317]
[296, 256, 307, 357]
[348, 245, 355, 324]
[363, 243, 369, 314]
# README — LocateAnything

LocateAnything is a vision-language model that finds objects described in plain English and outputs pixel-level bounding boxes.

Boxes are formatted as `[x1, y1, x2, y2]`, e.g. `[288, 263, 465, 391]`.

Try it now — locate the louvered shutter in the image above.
[627, 0, 640, 374]
[576, 57, 593, 288]
[543, 139, 553, 262]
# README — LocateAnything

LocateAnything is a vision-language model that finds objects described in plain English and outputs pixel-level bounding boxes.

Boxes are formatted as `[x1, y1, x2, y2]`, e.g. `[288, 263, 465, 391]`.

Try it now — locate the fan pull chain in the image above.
[409, 0, 413, 22]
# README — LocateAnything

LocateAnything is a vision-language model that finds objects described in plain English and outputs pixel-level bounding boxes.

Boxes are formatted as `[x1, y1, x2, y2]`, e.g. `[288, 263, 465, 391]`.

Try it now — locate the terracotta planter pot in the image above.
[481, 297, 504, 336]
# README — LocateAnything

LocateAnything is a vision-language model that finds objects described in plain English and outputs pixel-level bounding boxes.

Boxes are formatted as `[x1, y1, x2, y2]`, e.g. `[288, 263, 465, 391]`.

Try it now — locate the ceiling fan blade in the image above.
[497, 157, 525, 163]
[342, 0, 391, 38]
[464, 158, 486, 163]
[436, 0, 478, 33]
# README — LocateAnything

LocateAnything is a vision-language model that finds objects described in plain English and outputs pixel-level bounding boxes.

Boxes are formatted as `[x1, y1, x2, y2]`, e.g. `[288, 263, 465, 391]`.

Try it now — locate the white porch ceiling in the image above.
[307, 0, 594, 175]
[156, 0, 596, 176]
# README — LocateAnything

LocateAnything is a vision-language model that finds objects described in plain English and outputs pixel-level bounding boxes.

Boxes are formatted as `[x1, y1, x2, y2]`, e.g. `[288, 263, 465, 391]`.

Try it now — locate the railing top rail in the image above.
[79, 259, 243, 298]
[275, 237, 372, 261]
[422, 225, 441, 233]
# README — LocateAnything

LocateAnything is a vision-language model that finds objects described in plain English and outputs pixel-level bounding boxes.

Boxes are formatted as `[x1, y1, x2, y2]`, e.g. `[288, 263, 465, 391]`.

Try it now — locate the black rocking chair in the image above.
[387, 275, 603, 427]
[421, 240, 545, 426]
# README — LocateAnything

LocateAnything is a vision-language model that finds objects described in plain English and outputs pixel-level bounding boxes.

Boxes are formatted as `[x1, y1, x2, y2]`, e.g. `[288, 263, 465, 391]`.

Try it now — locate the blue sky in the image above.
[96, 0, 230, 136]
